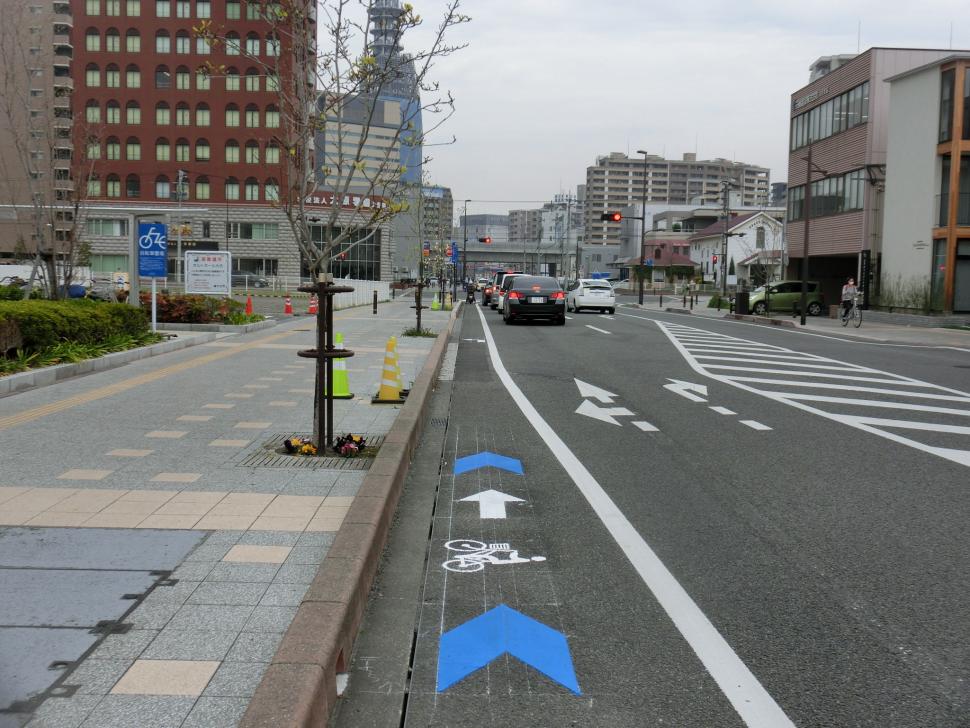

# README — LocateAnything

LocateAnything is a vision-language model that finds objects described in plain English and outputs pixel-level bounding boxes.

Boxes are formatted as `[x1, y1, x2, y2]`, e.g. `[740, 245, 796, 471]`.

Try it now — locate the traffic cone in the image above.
[331, 332, 353, 399]
[284, 296, 293, 315]
[431, 295, 441, 311]
[307, 295, 318, 315]
[245, 296, 253, 316]
[444, 292, 453, 311]
[372, 336, 405, 404]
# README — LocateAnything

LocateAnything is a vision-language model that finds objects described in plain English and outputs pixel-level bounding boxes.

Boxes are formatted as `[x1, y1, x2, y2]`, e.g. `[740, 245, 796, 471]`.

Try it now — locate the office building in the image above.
[509, 209, 541, 243]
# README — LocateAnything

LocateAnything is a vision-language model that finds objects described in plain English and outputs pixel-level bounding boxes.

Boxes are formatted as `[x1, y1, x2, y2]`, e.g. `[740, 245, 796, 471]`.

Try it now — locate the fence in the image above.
[328, 279, 391, 310]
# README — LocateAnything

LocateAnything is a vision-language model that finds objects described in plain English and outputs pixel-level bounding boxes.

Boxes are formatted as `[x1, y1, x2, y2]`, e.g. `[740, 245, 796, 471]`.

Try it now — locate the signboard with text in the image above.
[137, 222, 168, 278]
[185, 251, 231, 295]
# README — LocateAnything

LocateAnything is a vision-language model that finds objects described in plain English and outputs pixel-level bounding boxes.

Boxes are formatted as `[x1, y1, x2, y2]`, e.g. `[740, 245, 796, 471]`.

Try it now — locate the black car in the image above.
[503, 275, 566, 325]
[231, 274, 269, 288]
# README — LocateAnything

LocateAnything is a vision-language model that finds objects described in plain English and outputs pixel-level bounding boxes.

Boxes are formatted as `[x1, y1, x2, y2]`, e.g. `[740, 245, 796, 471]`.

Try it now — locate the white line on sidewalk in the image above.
[474, 305, 794, 728]
[585, 325, 612, 335]
[740, 420, 772, 431]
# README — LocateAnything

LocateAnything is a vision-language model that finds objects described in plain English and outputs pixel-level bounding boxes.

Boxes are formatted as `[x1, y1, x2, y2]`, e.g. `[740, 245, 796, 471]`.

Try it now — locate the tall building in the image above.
[508, 209, 541, 243]
[584, 152, 770, 243]
[458, 214, 509, 243]
[0, 1, 75, 258]
[786, 47, 955, 307]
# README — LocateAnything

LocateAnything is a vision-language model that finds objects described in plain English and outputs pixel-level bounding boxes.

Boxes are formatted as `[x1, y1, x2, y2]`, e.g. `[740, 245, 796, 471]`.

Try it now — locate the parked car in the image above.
[232, 274, 269, 288]
[495, 273, 525, 313]
[748, 280, 824, 316]
[565, 278, 616, 314]
[503, 275, 566, 325]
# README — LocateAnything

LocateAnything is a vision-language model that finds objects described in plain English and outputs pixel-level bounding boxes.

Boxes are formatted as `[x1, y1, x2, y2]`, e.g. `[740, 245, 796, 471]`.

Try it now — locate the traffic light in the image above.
[478, 236, 492, 244]
[712, 255, 719, 265]
[600, 212, 622, 222]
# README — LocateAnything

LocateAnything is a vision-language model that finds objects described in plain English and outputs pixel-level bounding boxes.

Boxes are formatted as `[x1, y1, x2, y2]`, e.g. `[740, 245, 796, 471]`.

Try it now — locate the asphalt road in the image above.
[339, 303, 970, 727]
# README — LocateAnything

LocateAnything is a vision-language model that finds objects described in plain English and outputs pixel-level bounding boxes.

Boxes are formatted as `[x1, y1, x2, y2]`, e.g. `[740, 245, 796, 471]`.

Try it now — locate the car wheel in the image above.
[752, 302, 767, 315]
[504, 312, 514, 325]
[556, 315, 566, 326]
[807, 302, 823, 316]
[608, 308, 615, 315]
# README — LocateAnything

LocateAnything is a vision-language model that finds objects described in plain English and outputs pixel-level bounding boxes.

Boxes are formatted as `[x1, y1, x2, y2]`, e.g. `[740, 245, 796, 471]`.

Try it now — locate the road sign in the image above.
[137, 223, 168, 278]
[437, 604, 580, 694]
[453, 451, 524, 476]
[458, 489, 525, 519]
[184, 251, 231, 295]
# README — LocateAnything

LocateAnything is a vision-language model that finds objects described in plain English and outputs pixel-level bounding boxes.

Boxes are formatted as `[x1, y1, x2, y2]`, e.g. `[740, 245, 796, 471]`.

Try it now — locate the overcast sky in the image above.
[401, 0, 969, 220]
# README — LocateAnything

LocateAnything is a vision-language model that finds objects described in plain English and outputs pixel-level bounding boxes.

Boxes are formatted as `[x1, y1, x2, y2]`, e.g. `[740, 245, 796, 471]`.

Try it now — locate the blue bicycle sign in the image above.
[138, 223, 168, 277]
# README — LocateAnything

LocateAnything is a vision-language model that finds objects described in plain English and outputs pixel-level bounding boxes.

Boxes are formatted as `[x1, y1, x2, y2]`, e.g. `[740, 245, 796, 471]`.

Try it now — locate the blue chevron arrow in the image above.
[436, 604, 581, 695]
[454, 451, 524, 476]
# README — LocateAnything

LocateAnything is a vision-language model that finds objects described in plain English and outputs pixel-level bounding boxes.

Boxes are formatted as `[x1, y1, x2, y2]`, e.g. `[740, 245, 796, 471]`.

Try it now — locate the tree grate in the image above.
[237, 432, 385, 470]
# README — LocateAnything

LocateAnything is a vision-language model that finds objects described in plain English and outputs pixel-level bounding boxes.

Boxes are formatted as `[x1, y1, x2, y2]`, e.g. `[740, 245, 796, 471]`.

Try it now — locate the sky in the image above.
[395, 0, 970, 221]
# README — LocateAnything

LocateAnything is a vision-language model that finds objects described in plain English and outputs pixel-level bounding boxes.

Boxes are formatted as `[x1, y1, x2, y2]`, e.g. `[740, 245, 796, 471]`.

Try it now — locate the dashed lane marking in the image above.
[585, 325, 612, 335]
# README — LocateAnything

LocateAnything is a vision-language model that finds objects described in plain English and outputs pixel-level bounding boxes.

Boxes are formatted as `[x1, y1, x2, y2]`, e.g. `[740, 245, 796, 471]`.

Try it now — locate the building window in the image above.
[106, 102, 120, 124]
[155, 176, 170, 199]
[940, 69, 955, 144]
[86, 0, 100, 15]
[787, 185, 805, 221]
[156, 101, 170, 125]
[265, 178, 279, 202]
[308, 226, 382, 281]
[126, 0, 140, 16]
[155, 30, 170, 53]
[126, 137, 141, 160]
[85, 63, 100, 87]
[126, 101, 141, 124]
[245, 104, 259, 128]
[175, 0, 189, 17]
[790, 81, 870, 151]
[126, 29, 140, 52]
[175, 138, 190, 162]
[106, 64, 121, 87]
[245, 141, 259, 164]
[225, 104, 240, 127]
[931, 239, 947, 310]
[246, 33, 259, 56]
[156, 138, 170, 160]
[196, 0, 209, 17]
[175, 103, 190, 125]
[175, 31, 190, 54]
[195, 103, 210, 126]
[963, 71, 970, 141]
[265, 143, 280, 165]
[106, 0, 120, 14]
[196, 68, 210, 90]
[155, 65, 171, 88]
[225, 68, 240, 91]
[266, 34, 279, 57]
[86, 218, 128, 236]
[87, 176, 101, 196]
[246, 3, 261, 20]
[195, 176, 210, 200]
[226, 1, 240, 20]
[266, 71, 279, 92]
[86, 141, 101, 159]
[195, 139, 210, 161]
[86, 100, 101, 123]
[156, 0, 170, 18]
[126, 64, 140, 88]
[265, 106, 280, 128]
[106, 136, 121, 159]
[127, 174, 140, 198]
[176, 66, 190, 89]
[245, 68, 259, 91]
[756, 227, 766, 249]
[229, 222, 279, 240]
[106, 175, 121, 198]
[225, 140, 239, 163]
[105, 29, 120, 52]
[225, 177, 240, 200]
[244, 178, 259, 201]
[196, 37, 210, 54]
[226, 32, 240, 55]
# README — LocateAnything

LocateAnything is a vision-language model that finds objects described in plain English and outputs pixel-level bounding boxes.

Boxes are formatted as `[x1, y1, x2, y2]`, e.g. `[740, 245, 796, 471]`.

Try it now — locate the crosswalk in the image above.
[657, 322, 970, 470]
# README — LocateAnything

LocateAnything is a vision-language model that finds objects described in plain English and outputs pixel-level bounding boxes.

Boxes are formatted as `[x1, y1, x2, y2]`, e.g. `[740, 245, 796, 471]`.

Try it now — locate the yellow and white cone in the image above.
[331, 332, 353, 399]
[372, 336, 406, 404]
[444, 292, 453, 311]
[431, 295, 441, 311]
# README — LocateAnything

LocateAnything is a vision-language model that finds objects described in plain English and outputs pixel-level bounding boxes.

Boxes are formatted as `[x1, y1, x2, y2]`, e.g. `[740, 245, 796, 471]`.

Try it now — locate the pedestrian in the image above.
[841, 277, 858, 319]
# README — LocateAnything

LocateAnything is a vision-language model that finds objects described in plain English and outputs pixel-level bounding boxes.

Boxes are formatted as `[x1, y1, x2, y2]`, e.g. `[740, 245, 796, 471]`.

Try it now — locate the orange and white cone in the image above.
[307, 295, 318, 315]
[372, 336, 405, 404]
[245, 296, 253, 316]
[284, 296, 293, 315]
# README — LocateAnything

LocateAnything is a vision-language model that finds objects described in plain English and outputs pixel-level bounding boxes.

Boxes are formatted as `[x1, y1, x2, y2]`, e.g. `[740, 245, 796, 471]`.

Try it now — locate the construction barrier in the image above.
[331, 332, 353, 399]
[372, 336, 406, 404]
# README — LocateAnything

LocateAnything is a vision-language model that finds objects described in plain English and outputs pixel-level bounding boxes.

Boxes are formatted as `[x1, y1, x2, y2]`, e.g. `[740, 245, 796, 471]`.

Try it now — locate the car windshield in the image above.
[584, 282, 612, 289]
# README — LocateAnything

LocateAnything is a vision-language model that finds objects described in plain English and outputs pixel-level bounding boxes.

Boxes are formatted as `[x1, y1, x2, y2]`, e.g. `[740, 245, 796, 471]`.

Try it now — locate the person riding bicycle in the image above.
[840, 277, 858, 320]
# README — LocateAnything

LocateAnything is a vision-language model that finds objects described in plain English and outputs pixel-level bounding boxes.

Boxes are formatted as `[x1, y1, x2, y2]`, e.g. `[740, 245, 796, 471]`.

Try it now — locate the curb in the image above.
[240, 303, 462, 728]
[0, 332, 219, 396]
[721, 313, 796, 328]
[157, 319, 277, 334]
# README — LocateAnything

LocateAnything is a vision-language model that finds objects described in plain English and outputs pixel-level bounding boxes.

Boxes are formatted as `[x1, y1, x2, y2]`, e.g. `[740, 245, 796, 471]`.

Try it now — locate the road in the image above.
[336, 303, 970, 727]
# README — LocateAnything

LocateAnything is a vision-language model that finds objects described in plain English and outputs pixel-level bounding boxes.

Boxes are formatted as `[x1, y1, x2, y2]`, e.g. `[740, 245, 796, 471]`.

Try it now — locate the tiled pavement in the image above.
[0, 299, 451, 728]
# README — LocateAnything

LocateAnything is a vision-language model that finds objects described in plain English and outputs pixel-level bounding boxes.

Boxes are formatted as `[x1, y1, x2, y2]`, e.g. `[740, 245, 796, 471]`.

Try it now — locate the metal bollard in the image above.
[659, 293, 663, 308]
[372, 289, 378, 315]
[682, 292, 687, 307]
[690, 295, 694, 311]
[717, 296, 722, 312]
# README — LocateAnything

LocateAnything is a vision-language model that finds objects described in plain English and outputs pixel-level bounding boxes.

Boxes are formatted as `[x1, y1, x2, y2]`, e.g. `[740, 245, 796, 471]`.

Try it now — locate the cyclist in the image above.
[840, 277, 858, 321]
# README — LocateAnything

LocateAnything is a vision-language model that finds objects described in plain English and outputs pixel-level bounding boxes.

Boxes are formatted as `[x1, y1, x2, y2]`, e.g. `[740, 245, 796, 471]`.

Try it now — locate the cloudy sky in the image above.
[401, 0, 969, 220]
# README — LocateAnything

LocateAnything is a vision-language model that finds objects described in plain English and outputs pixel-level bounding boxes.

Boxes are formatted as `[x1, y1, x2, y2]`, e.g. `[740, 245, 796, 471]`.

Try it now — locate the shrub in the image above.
[0, 299, 149, 351]
[0, 284, 24, 301]
[139, 292, 246, 324]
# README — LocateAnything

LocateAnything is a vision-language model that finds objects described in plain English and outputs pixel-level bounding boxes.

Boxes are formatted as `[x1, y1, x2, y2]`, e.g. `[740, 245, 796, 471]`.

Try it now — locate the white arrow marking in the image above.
[576, 399, 634, 426]
[458, 489, 526, 519]
[664, 379, 709, 403]
[574, 379, 618, 404]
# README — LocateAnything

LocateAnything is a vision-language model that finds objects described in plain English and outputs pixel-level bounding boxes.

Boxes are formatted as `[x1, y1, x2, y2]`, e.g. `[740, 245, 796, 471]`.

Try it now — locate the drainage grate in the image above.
[237, 432, 385, 470]
[430, 417, 448, 428]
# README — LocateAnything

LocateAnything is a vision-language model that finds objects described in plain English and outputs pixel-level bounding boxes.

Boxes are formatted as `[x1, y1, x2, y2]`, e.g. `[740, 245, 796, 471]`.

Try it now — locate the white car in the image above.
[495, 273, 524, 313]
[566, 279, 616, 314]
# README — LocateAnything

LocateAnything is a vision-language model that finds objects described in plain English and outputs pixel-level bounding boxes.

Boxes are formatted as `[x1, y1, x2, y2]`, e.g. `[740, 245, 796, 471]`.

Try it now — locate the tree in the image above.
[0, 2, 96, 298]
[195, 0, 468, 281]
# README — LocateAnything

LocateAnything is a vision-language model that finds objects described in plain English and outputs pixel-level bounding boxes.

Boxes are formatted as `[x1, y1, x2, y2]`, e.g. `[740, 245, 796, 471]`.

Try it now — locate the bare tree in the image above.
[0, 2, 96, 298]
[195, 0, 468, 279]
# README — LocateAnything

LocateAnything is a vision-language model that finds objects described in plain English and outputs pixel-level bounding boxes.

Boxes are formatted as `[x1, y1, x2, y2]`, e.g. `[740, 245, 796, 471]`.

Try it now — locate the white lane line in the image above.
[740, 420, 773, 431]
[694, 356, 881, 372]
[632, 421, 659, 432]
[565, 315, 574, 320]
[585, 325, 612, 335]
[710, 406, 736, 415]
[601, 315, 616, 320]
[722, 377, 970, 402]
[769, 392, 970, 416]
[474, 305, 794, 728]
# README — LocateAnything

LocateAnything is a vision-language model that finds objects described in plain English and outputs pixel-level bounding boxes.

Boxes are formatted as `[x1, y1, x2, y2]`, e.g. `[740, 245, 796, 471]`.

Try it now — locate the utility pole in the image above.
[799, 146, 814, 326]
[462, 199, 469, 284]
[720, 180, 731, 297]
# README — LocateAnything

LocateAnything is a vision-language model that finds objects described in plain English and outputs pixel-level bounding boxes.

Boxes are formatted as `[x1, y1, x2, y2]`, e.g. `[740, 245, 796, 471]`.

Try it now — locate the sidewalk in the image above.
[625, 296, 970, 349]
[0, 298, 454, 728]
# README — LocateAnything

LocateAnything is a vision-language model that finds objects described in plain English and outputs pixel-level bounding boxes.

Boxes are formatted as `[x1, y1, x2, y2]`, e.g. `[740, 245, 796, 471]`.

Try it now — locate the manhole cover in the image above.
[237, 432, 385, 470]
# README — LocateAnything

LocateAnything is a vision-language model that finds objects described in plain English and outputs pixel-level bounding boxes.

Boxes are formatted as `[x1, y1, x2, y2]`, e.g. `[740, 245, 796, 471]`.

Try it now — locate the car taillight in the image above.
[507, 291, 521, 300]
[550, 291, 565, 300]
[485, 286, 492, 294]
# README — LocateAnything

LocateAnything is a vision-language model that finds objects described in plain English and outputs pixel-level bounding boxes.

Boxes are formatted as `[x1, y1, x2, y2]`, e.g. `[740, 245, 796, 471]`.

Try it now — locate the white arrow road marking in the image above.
[740, 420, 772, 431]
[458, 489, 526, 519]
[632, 421, 659, 432]
[576, 399, 634, 426]
[585, 325, 612, 334]
[664, 379, 709, 403]
[574, 379, 618, 404]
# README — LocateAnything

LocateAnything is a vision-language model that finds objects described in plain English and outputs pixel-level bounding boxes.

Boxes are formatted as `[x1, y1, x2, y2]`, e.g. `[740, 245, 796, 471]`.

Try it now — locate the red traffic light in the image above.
[600, 212, 622, 222]
[478, 236, 492, 244]
[712, 255, 719, 264]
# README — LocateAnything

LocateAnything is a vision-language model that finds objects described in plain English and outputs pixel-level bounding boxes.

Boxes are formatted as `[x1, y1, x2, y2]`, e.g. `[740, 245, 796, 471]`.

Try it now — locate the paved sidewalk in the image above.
[0, 298, 451, 728]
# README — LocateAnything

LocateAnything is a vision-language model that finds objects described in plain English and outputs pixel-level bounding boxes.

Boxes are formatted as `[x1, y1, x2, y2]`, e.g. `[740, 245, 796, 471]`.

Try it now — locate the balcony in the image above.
[53, 5, 72, 27]
[936, 193, 970, 227]
[52, 76, 73, 91]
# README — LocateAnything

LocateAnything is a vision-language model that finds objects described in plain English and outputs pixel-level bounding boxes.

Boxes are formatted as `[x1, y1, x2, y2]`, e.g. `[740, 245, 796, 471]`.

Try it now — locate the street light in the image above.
[636, 150, 649, 305]
[798, 146, 827, 326]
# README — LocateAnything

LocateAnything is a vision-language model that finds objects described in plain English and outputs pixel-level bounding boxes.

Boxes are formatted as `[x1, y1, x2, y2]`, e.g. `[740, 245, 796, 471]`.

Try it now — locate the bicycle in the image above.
[840, 291, 863, 328]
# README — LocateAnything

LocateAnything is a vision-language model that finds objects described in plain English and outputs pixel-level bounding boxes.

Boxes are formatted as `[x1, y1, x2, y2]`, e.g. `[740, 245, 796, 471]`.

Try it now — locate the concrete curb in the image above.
[721, 313, 797, 328]
[157, 319, 277, 334]
[0, 332, 218, 396]
[241, 303, 462, 728]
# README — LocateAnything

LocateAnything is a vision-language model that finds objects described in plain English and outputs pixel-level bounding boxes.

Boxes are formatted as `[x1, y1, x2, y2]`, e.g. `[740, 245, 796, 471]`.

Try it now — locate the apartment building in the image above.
[584, 151, 770, 243]
[509, 209, 541, 243]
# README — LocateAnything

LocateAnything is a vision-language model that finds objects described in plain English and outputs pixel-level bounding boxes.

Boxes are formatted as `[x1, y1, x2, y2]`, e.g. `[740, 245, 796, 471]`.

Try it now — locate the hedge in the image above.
[0, 299, 149, 352]
[138, 292, 244, 324]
